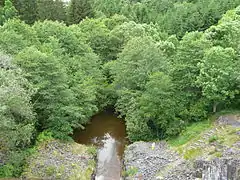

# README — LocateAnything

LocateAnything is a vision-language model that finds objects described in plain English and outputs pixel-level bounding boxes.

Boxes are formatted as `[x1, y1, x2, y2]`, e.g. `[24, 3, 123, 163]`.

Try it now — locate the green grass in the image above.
[183, 148, 202, 160]
[86, 145, 97, 156]
[208, 135, 218, 143]
[166, 111, 240, 162]
[219, 127, 240, 147]
[122, 166, 138, 177]
[45, 166, 56, 176]
[168, 120, 212, 147]
[167, 109, 240, 147]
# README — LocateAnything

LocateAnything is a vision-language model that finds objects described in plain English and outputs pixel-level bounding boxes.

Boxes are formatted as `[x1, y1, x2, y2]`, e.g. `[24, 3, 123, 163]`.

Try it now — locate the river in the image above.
[73, 110, 128, 180]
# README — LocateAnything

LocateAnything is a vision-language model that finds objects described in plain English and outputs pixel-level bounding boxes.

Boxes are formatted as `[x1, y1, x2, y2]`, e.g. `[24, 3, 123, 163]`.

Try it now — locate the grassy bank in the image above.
[167, 111, 240, 160]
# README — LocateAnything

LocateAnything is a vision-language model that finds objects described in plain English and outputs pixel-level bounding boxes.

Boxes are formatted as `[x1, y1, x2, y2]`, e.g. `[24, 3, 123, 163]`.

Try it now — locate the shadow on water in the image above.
[73, 110, 128, 180]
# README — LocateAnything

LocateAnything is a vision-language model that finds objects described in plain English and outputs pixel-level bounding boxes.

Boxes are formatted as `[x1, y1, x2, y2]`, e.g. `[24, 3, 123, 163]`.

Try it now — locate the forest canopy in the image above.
[0, 0, 240, 178]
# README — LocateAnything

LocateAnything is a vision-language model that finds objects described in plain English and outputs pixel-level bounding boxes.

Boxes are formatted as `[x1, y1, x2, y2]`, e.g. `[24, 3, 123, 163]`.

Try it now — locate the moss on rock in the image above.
[22, 140, 96, 180]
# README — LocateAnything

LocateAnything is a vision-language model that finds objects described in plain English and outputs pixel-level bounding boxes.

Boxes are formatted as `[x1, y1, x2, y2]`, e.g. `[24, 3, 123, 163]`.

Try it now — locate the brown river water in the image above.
[73, 110, 128, 180]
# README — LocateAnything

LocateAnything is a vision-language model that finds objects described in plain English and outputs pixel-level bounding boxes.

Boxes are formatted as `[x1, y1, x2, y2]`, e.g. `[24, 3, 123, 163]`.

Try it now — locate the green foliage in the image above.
[0, 164, 14, 177]
[196, 46, 238, 112]
[14, 0, 37, 24]
[0, 52, 35, 151]
[86, 146, 97, 156]
[172, 31, 211, 91]
[2, 0, 17, 18]
[77, 18, 161, 62]
[33, 20, 90, 56]
[36, 131, 53, 145]
[77, 18, 114, 61]
[37, 0, 66, 22]
[0, 147, 37, 178]
[67, 0, 94, 25]
[0, 18, 105, 142]
[15, 47, 74, 139]
[0, 0, 18, 25]
[0, 19, 39, 54]
[91, 0, 240, 38]
[111, 36, 176, 141]
[1, 0, 238, 32]
[170, 32, 212, 122]
[110, 21, 162, 46]
[125, 107, 154, 141]
[137, 72, 183, 139]
[93, 0, 128, 17]
[123, 166, 138, 177]
[0, 51, 36, 178]
[102, 14, 129, 30]
[1, 2, 240, 178]
[113, 36, 167, 91]
[0, 19, 104, 141]
[208, 135, 218, 143]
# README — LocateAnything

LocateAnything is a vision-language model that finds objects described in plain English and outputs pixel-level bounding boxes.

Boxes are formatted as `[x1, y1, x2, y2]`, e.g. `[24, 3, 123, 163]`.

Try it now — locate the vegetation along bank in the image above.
[0, 0, 240, 179]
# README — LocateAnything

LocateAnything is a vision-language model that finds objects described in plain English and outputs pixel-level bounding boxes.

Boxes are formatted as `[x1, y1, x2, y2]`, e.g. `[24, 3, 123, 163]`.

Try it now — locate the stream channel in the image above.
[73, 110, 128, 180]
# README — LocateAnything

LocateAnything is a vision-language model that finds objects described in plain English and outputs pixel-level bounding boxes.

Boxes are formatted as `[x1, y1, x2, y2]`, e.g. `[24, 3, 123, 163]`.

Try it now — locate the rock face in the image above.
[22, 140, 96, 180]
[198, 142, 240, 180]
[123, 141, 183, 180]
[217, 115, 240, 127]
[123, 115, 240, 180]
[196, 157, 240, 180]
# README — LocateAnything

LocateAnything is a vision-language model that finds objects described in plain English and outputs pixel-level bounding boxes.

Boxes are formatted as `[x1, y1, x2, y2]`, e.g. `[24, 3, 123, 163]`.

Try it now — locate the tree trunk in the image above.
[213, 102, 218, 113]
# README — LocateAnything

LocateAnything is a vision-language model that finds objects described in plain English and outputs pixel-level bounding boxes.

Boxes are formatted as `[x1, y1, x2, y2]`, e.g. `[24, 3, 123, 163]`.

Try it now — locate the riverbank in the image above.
[20, 114, 240, 180]
[22, 140, 97, 180]
[22, 111, 128, 180]
[123, 114, 240, 179]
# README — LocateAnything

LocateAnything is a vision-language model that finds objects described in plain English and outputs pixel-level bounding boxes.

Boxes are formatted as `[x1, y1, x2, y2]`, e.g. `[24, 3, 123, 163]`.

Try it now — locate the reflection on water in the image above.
[96, 133, 121, 179]
[73, 110, 128, 180]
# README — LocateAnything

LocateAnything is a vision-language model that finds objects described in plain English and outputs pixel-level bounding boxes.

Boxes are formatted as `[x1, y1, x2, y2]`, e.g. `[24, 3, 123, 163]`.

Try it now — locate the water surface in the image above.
[73, 110, 128, 180]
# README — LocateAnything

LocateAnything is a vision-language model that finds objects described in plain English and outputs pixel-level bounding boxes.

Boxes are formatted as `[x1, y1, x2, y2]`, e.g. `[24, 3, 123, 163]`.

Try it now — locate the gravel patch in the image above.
[123, 141, 182, 180]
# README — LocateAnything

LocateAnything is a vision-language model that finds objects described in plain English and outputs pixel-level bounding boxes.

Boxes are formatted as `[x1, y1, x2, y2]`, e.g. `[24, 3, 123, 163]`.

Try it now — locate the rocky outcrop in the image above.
[123, 115, 240, 180]
[217, 115, 240, 127]
[195, 157, 240, 180]
[123, 141, 183, 180]
[161, 142, 240, 180]
[196, 141, 240, 180]
[22, 140, 96, 180]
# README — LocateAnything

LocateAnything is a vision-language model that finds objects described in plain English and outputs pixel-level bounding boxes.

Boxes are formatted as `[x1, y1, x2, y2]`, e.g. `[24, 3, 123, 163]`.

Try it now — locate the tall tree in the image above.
[13, 0, 37, 24]
[0, 52, 35, 150]
[37, 0, 66, 22]
[170, 32, 211, 121]
[0, 19, 39, 54]
[113, 36, 167, 92]
[67, 0, 94, 25]
[15, 47, 75, 139]
[0, 0, 3, 6]
[93, 0, 128, 17]
[196, 46, 238, 113]
[0, 0, 18, 25]
[139, 72, 183, 138]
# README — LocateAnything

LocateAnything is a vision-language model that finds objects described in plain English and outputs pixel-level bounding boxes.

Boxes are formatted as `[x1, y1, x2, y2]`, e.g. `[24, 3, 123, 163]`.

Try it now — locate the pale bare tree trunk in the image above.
[213, 102, 218, 113]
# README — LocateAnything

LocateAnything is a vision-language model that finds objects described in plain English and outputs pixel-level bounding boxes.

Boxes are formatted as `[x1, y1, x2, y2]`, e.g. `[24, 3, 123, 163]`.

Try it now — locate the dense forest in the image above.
[0, 0, 240, 177]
